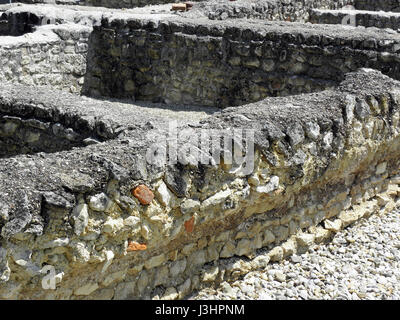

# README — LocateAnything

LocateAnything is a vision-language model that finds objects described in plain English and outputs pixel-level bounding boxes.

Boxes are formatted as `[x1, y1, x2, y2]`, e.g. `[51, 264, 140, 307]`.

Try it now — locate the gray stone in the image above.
[72, 204, 89, 236]
[88, 193, 112, 212]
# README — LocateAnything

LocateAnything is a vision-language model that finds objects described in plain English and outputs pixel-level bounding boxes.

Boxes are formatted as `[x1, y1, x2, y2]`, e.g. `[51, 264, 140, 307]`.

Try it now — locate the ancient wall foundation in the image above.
[1, 69, 400, 299]
[0, 90, 113, 158]
[83, 17, 400, 107]
[355, 0, 400, 12]
[0, 24, 89, 93]
[7, 0, 400, 12]
[2, 2, 400, 103]
[0, 0, 400, 301]
[82, 0, 206, 9]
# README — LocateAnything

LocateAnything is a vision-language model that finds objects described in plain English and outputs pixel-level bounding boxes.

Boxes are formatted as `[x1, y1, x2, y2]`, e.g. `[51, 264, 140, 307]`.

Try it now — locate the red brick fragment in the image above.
[171, 3, 188, 11]
[127, 241, 147, 252]
[184, 216, 195, 233]
[132, 184, 154, 205]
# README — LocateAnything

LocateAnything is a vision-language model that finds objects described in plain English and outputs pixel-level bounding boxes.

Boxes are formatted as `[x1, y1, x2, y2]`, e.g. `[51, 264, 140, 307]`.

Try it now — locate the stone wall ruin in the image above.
[83, 17, 400, 107]
[0, 0, 399, 300]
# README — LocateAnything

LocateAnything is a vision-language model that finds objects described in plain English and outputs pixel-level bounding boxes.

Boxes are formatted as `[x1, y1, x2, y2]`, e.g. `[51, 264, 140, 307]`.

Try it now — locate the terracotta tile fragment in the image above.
[132, 184, 154, 205]
[184, 216, 195, 233]
[171, 3, 188, 11]
[127, 241, 147, 252]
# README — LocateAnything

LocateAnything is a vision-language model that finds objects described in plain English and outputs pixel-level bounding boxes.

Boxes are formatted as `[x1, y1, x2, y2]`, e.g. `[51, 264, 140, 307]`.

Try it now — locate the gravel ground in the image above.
[191, 207, 400, 300]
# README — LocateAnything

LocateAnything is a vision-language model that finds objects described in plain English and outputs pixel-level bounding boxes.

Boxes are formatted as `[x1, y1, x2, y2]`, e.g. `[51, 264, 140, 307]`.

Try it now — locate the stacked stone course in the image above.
[83, 17, 400, 107]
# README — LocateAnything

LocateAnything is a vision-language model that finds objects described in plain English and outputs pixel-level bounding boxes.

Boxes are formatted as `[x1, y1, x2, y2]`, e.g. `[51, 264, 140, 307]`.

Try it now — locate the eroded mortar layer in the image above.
[0, 69, 399, 299]
[16, 0, 399, 22]
[0, 23, 89, 93]
[19, 0, 331, 12]
[84, 16, 400, 107]
[0, 84, 121, 158]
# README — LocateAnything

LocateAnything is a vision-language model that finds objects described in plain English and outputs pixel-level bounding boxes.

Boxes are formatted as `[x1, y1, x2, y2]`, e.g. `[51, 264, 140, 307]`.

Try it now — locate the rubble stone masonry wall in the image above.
[2, 3, 399, 102]
[0, 69, 400, 299]
[9, 0, 400, 13]
[0, 24, 90, 93]
[83, 17, 400, 107]
[355, 0, 400, 12]
[184, 0, 355, 21]
[80, 0, 400, 12]
[82, 0, 206, 8]
[1, 1, 400, 301]
[309, 9, 400, 30]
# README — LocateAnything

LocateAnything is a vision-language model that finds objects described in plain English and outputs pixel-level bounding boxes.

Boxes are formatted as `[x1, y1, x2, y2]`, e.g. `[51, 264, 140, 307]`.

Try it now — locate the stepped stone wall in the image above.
[2, 2, 399, 103]
[0, 24, 89, 93]
[82, 0, 205, 8]
[1, 69, 400, 299]
[5, 0, 400, 12]
[83, 17, 400, 107]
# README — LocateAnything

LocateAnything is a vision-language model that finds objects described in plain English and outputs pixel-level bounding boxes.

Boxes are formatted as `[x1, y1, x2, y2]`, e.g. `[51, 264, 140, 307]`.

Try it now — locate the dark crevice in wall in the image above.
[0, 11, 38, 36]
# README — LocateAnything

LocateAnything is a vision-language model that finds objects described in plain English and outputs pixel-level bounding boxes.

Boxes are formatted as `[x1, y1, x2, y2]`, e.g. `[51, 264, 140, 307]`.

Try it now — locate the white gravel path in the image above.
[191, 207, 400, 300]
